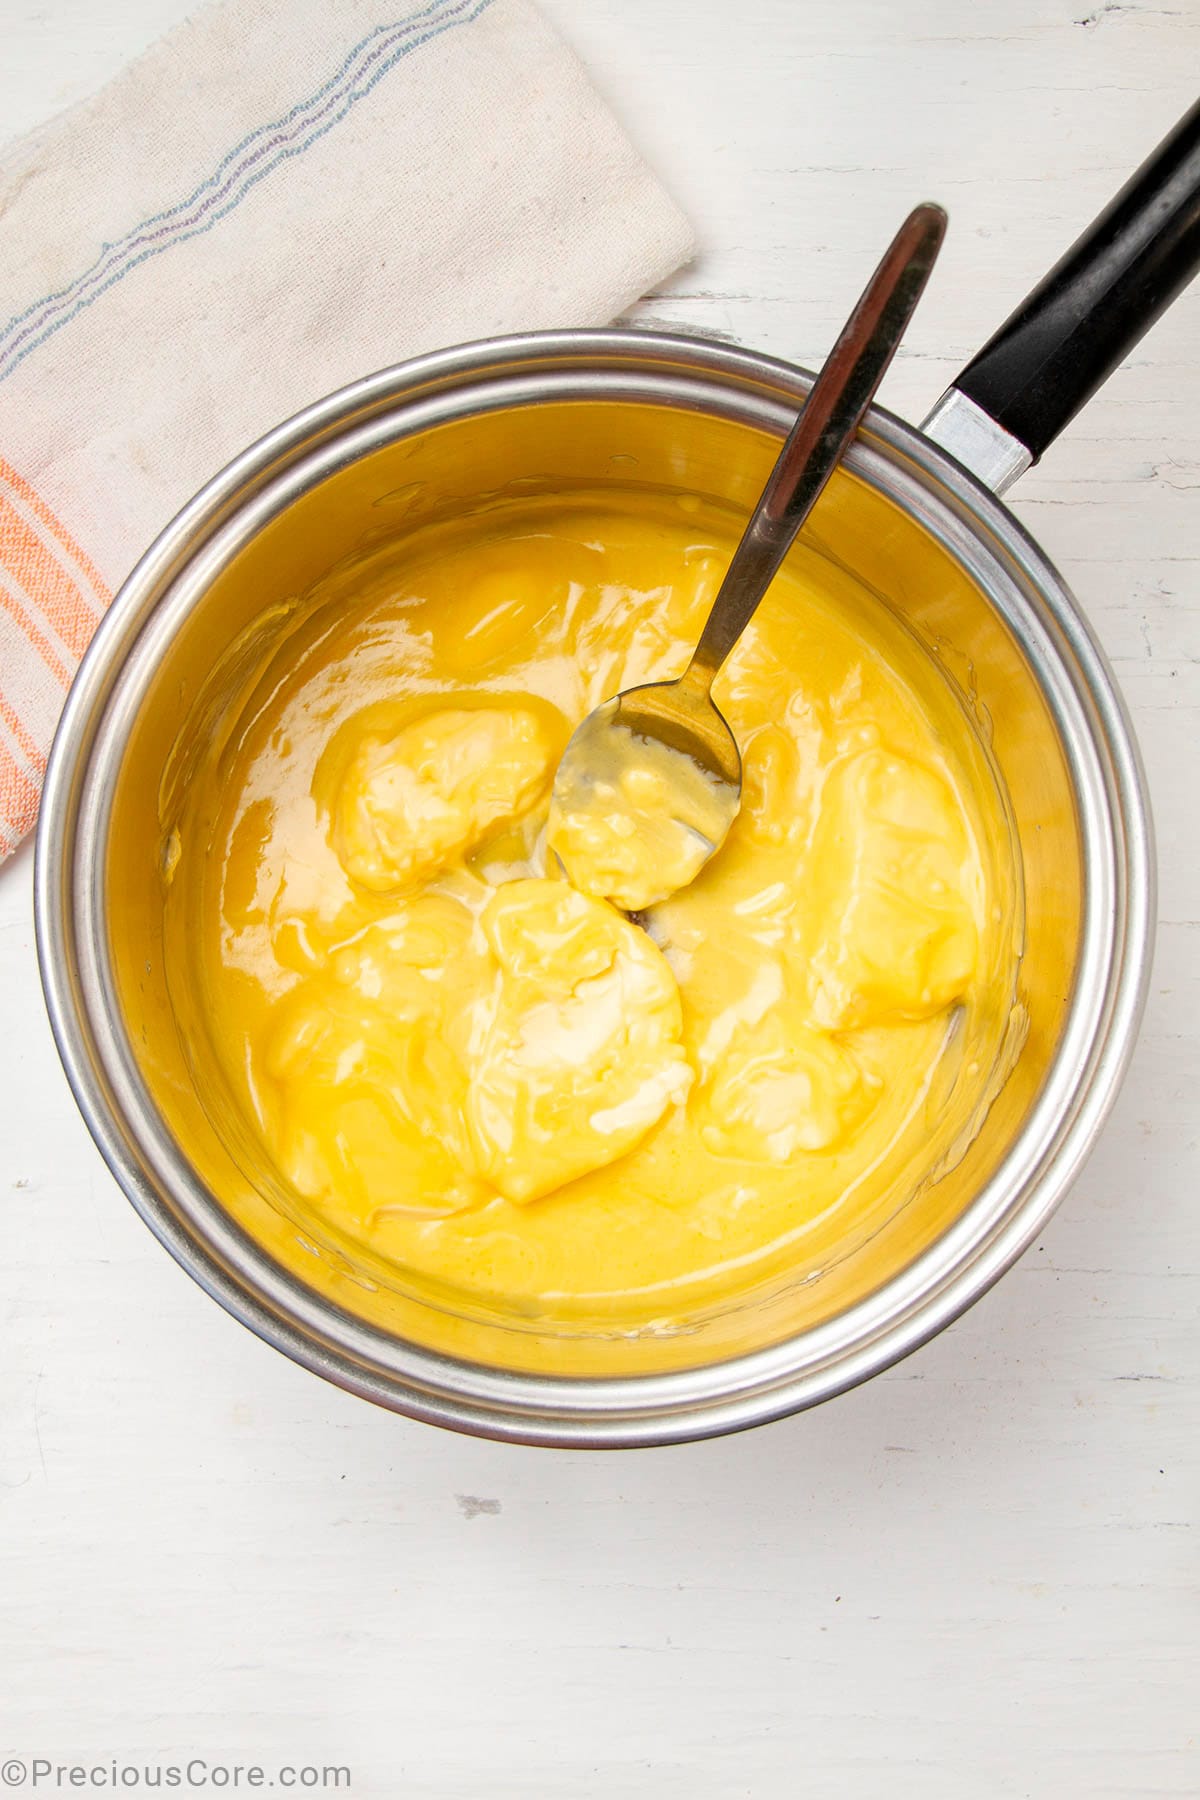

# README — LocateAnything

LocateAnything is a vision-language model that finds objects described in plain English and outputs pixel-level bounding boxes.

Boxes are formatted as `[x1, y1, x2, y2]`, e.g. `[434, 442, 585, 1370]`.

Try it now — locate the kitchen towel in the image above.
[0, 0, 693, 860]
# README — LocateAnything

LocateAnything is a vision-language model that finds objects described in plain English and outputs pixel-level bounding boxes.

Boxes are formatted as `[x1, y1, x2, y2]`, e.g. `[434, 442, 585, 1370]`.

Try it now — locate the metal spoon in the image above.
[548, 202, 948, 913]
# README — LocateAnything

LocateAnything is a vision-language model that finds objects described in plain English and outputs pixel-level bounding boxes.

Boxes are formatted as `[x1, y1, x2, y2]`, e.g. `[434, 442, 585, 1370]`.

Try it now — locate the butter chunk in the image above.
[700, 1016, 877, 1162]
[808, 747, 981, 1028]
[262, 896, 493, 1221]
[334, 705, 555, 893]
[468, 879, 693, 1203]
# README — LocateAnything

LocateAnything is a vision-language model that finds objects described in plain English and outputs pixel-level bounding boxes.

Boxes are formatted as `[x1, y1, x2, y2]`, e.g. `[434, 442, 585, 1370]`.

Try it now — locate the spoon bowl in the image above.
[614, 671, 742, 789]
[548, 678, 740, 911]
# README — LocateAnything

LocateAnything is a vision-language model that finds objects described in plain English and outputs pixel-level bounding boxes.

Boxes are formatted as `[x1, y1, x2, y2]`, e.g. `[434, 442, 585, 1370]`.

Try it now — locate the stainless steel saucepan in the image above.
[36, 102, 1200, 1444]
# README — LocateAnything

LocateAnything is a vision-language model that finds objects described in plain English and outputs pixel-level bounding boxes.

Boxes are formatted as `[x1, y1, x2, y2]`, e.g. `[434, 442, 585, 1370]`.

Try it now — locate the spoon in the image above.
[548, 201, 948, 914]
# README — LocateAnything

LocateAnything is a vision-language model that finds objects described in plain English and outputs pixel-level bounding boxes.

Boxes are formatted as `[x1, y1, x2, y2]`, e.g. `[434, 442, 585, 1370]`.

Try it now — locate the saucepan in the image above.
[35, 102, 1200, 1444]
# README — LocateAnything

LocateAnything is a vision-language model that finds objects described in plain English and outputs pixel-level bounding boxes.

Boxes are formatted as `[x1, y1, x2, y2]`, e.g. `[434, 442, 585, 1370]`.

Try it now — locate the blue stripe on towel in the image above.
[0, 0, 496, 384]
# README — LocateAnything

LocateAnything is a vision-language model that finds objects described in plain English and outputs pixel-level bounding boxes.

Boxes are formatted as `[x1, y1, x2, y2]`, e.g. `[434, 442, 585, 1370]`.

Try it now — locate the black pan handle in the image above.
[947, 97, 1200, 468]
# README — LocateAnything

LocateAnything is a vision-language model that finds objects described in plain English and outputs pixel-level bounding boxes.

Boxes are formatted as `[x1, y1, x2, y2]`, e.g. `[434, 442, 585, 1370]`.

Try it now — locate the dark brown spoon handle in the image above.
[682, 201, 947, 691]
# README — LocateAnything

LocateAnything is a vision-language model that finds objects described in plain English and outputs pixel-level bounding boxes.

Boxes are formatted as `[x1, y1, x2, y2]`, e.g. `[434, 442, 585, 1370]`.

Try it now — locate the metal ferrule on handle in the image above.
[925, 98, 1200, 492]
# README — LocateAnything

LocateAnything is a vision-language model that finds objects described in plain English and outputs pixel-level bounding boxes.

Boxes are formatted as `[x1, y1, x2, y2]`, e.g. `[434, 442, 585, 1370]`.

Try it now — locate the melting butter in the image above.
[335, 704, 556, 893]
[468, 878, 692, 1203]
[162, 492, 1021, 1316]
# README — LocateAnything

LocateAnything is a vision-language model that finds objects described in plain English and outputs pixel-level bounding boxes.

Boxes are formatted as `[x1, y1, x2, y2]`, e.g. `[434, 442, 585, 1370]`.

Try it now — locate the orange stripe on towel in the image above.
[0, 735, 42, 846]
[0, 693, 47, 774]
[0, 455, 110, 612]
[0, 455, 111, 857]
[0, 580, 73, 687]
[0, 494, 106, 661]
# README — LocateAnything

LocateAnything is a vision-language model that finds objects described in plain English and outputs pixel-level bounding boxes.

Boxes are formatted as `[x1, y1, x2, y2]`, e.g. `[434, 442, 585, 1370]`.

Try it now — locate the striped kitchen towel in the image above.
[0, 0, 693, 861]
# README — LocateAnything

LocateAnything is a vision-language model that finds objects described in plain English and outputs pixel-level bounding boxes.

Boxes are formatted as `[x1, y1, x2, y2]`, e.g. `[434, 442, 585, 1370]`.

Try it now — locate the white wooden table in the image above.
[2, 4, 1197, 1794]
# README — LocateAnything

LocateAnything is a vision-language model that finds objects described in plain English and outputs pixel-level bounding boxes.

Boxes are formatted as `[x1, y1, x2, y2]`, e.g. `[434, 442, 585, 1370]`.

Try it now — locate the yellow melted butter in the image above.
[548, 708, 733, 911]
[164, 490, 1021, 1319]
